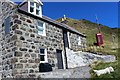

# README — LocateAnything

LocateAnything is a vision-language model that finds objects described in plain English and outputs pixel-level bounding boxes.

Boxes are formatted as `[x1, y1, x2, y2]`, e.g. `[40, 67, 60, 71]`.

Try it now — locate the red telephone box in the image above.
[96, 33, 104, 46]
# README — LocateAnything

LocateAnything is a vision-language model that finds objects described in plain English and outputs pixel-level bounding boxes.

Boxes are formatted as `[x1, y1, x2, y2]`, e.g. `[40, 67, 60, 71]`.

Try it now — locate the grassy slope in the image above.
[90, 62, 120, 79]
[57, 18, 119, 54]
[57, 17, 120, 79]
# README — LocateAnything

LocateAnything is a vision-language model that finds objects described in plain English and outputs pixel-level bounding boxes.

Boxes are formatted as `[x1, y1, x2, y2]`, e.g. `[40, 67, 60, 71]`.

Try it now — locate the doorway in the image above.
[56, 49, 64, 69]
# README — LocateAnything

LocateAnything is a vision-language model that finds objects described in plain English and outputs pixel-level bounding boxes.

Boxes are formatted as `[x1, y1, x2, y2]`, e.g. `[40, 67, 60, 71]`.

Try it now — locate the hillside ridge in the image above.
[57, 17, 119, 54]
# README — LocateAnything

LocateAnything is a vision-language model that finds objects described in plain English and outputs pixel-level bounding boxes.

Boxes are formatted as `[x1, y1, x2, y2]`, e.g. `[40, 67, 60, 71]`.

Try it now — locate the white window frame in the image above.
[40, 48, 48, 63]
[37, 20, 46, 36]
[67, 32, 71, 48]
[77, 36, 81, 45]
[28, 1, 41, 16]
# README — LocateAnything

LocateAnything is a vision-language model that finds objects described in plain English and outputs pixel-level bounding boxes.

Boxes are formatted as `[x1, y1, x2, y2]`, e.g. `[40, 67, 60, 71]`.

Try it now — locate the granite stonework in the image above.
[0, 1, 18, 79]
[0, 1, 87, 79]
[69, 32, 86, 51]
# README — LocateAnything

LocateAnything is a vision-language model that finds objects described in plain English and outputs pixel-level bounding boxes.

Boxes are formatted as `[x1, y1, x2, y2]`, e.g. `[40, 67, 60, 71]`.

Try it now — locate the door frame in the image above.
[56, 49, 65, 69]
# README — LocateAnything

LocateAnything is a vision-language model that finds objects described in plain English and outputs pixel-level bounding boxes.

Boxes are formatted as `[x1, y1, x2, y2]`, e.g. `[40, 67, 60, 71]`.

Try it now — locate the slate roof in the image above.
[42, 16, 86, 37]
[14, 1, 86, 37]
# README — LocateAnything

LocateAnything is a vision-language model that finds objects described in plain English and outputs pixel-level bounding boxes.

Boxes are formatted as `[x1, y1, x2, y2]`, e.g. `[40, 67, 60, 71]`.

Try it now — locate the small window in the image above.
[37, 21, 46, 36]
[5, 16, 10, 34]
[40, 48, 47, 63]
[29, 2, 40, 15]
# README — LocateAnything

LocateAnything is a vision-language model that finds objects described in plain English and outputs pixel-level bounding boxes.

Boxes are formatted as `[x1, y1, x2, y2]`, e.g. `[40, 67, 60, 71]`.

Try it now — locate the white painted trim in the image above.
[65, 47, 69, 68]
[67, 32, 71, 48]
[28, 1, 35, 14]
[39, 5, 42, 17]
[78, 36, 81, 45]
[28, 1, 42, 17]
[34, 2, 37, 15]
[28, 1, 30, 13]
[62, 50, 66, 69]
[43, 22, 46, 36]
[44, 48, 48, 62]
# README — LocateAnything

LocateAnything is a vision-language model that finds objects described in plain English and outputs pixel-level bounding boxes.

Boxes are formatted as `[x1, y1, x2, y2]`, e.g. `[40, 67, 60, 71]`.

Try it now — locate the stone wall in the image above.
[69, 32, 86, 51]
[2, 11, 65, 78]
[0, 1, 87, 79]
[0, 1, 17, 78]
[0, 2, 86, 76]
[66, 49, 116, 68]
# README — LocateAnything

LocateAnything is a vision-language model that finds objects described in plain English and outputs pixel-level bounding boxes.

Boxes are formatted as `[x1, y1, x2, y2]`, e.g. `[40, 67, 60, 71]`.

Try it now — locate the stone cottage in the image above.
[0, 0, 86, 78]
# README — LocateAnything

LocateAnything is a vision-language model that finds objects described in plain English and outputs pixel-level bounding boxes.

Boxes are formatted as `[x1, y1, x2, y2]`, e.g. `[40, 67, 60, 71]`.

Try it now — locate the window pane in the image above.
[38, 21, 43, 27]
[30, 2, 34, 6]
[5, 17, 10, 34]
[36, 3, 39, 9]
[38, 31, 43, 34]
[40, 49, 45, 54]
[38, 26, 43, 30]
[30, 7, 34, 12]
[36, 9, 39, 15]
[40, 55, 45, 61]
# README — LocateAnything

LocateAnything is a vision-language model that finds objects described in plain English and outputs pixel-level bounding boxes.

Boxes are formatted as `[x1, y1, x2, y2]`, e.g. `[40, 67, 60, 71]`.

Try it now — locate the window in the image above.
[37, 21, 46, 36]
[30, 2, 34, 13]
[29, 2, 41, 16]
[77, 36, 81, 45]
[36, 3, 40, 15]
[40, 48, 47, 63]
[5, 16, 10, 34]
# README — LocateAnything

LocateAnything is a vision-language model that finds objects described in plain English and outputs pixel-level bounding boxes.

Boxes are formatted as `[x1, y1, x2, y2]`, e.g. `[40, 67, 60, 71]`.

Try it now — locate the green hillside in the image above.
[57, 17, 120, 78]
[57, 17, 119, 55]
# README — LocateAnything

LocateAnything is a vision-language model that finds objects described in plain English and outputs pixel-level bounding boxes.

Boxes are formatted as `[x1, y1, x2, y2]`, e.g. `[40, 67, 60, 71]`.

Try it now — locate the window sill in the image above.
[38, 33, 46, 37]
[40, 61, 48, 63]
[29, 12, 41, 17]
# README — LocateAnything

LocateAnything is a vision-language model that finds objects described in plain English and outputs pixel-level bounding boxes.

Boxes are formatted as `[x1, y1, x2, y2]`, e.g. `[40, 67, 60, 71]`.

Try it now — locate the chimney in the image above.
[61, 15, 68, 24]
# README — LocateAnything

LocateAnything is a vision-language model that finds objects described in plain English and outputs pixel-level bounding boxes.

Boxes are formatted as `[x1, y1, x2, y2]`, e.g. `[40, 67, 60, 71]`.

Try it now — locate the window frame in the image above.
[29, 2, 35, 14]
[77, 36, 82, 46]
[67, 32, 71, 48]
[37, 20, 46, 36]
[39, 48, 48, 63]
[28, 1, 41, 16]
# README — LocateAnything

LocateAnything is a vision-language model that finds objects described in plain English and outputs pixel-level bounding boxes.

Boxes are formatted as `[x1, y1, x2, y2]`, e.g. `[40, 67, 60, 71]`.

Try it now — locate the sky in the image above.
[42, 2, 118, 28]
[12, 0, 118, 28]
